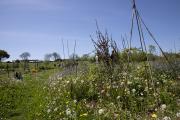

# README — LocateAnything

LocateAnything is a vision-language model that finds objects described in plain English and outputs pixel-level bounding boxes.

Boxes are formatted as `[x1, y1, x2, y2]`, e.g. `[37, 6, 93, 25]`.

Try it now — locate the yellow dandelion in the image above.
[151, 113, 157, 118]
[65, 101, 69, 104]
[80, 113, 88, 117]
[107, 85, 111, 89]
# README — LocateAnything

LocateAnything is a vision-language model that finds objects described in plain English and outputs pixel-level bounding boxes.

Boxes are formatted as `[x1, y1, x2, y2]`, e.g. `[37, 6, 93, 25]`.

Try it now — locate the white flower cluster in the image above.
[176, 112, 180, 118]
[162, 116, 171, 120]
[160, 104, 166, 111]
[98, 108, 105, 115]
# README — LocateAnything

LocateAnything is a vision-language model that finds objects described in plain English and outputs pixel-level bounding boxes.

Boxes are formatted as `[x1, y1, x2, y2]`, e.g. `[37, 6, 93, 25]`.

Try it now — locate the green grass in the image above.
[0, 68, 58, 120]
[0, 61, 180, 119]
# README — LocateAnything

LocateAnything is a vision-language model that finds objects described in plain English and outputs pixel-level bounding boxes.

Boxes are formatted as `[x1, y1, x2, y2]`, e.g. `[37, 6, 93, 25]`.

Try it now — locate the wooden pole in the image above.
[62, 38, 65, 60]
[67, 40, 70, 59]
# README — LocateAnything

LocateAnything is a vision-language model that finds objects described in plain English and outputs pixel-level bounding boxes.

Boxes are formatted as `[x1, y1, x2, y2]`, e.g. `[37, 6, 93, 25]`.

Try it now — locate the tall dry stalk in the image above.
[91, 23, 119, 66]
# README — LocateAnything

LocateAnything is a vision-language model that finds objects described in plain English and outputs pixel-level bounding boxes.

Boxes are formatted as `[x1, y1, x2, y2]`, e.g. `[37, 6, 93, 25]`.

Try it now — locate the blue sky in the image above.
[0, 0, 180, 60]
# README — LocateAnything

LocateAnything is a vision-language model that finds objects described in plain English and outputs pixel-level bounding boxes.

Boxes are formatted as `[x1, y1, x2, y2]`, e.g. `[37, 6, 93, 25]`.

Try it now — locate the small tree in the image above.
[52, 52, 60, 61]
[148, 45, 156, 55]
[69, 53, 79, 60]
[80, 54, 90, 61]
[44, 54, 52, 61]
[20, 52, 30, 60]
[0, 50, 10, 62]
[120, 48, 147, 62]
[148, 45, 157, 61]
[20, 52, 30, 71]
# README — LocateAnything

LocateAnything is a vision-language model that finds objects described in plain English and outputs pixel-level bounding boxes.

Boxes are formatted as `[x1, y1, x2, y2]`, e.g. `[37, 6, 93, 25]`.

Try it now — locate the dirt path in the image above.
[48, 62, 88, 82]
[48, 66, 77, 82]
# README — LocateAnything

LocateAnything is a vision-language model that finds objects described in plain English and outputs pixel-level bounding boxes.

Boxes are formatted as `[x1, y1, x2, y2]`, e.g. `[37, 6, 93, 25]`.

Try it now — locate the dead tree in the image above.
[91, 25, 119, 67]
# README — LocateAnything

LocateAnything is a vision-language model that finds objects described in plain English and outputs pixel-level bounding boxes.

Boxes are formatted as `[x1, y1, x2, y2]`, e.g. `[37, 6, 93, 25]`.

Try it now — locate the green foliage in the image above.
[164, 52, 180, 59]
[37, 63, 179, 119]
[79, 54, 95, 62]
[120, 48, 147, 62]
[0, 61, 179, 119]
[0, 49, 10, 61]
[0, 79, 26, 119]
[148, 45, 156, 54]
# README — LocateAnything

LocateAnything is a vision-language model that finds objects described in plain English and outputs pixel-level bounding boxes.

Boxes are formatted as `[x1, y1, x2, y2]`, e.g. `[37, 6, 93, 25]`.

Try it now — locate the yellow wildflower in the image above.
[80, 113, 88, 117]
[65, 101, 69, 104]
[151, 113, 157, 118]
